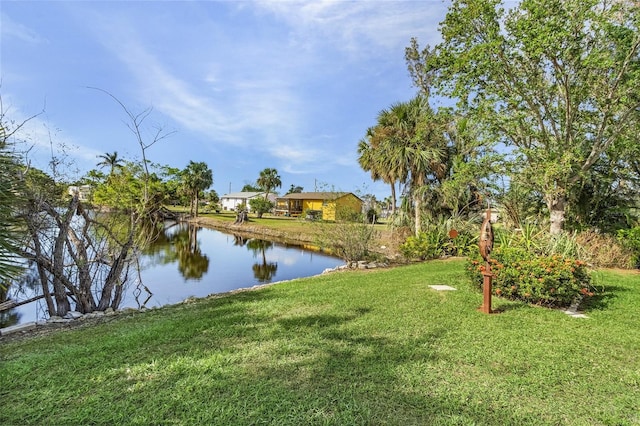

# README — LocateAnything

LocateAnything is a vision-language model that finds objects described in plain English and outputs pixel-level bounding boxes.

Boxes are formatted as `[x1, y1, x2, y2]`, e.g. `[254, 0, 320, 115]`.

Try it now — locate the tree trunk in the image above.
[97, 235, 134, 311]
[50, 196, 80, 316]
[26, 217, 56, 315]
[546, 193, 566, 235]
[413, 192, 422, 236]
[390, 183, 397, 216]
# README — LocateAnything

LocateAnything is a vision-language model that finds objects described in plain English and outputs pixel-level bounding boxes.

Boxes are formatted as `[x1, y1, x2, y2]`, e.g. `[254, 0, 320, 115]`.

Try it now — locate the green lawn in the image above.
[1, 260, 638, 425]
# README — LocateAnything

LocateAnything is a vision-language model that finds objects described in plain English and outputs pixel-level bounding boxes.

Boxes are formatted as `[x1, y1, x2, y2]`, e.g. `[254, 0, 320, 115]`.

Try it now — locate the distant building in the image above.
[220, 192, 276, 212]
[67, 185, 92, 202]
[275, 192, 363, 221]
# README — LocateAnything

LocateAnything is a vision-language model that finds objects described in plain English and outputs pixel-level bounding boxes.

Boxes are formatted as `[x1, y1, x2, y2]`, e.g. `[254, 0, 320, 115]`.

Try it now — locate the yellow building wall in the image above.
[321, 194, 362, 221]
[303, 199, 324, 211]
[321, 202, 337, 221]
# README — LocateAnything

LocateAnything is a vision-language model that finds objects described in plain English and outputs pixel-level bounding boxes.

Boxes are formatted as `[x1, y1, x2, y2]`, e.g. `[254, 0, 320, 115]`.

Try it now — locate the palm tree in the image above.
[96, 151, 124, 175]
[180, 161, 213, 217]
[0, 129, 25, 284]
[358, 124, 406, 217]
[256, 168, 281, 202]
[394, 97, 448, 235]
[363, 97, 447, 236]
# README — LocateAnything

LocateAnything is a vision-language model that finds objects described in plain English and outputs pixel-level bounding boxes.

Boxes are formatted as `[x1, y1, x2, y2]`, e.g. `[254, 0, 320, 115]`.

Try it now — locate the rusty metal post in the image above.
[479, 207, 494, 314]
[481, 262, 493, 314]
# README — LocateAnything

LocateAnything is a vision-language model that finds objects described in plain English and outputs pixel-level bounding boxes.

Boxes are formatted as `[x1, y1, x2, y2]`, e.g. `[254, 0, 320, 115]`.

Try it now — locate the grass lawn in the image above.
[168, 207, 396, 247]
[1, 260, 638, 425]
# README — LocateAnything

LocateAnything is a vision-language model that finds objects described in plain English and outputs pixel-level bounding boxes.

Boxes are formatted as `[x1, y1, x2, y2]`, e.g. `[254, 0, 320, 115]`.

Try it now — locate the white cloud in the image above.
[256, 0, 446, 54]
[0, 12, 47, 44]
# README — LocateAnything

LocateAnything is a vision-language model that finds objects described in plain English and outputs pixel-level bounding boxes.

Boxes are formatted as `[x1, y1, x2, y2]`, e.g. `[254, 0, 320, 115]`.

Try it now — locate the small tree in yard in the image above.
[249, 197, 273, 219]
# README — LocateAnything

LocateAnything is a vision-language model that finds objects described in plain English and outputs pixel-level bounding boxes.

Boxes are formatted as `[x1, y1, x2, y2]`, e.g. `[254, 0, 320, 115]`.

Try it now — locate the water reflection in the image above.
[1, 286, 21, 328]
[1, 267, 42, 328]
[247, 239, 278, 282]
[145, 223, 210, 281]
[8, 223, 344, 325]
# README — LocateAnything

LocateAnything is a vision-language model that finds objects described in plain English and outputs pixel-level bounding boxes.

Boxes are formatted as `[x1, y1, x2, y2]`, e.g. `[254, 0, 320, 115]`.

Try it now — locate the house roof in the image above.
[278, 192, 361, 201]
[221, 192, 264, 199]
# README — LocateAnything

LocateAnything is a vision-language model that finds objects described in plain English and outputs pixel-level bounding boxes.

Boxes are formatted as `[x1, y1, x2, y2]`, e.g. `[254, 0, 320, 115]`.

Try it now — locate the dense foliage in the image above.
[0, 127, 25, 285]
[466, 247, 593, 307]
[617, 226, 640, 268]
[431, 0, 640, 234]
[400, 226, 477, 260]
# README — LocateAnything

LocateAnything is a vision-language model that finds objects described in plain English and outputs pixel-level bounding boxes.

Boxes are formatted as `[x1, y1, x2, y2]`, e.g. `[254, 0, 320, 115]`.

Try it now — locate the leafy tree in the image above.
[428, 0, 640, 234]
[205, 190, 220, 207]
[156, 165, 182, 206]
[249, 197, 273, 219]
[436, 114, 498, 218]
[241, 184, 261, 192]
[256, 168, 282, 202]
[96, 151, 124, 175]
[92, 161, 169, 212]
[286, 184, 303, 194]
[79, 169, 107, 187]
[180, 161, 213, 217]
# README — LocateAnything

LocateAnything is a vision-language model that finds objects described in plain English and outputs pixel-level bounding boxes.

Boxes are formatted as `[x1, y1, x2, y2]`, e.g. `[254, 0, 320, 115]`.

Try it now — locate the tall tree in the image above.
[96, 151, 124, 175]
[358, 126, 403, 217]
[429, 0, 640, 234]
[241, 184, 261, 192]
[256, 168, 282, 201]
[181, 161, 213, 217]
[360, 97, 447, 235]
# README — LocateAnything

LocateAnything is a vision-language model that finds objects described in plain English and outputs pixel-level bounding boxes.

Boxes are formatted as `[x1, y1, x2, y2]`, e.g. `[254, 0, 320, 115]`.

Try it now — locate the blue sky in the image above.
[1, 1, 449, 200]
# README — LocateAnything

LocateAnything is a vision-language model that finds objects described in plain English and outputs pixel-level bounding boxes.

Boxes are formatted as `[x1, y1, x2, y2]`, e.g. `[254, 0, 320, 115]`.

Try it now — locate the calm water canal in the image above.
[7, 223, 344, 326]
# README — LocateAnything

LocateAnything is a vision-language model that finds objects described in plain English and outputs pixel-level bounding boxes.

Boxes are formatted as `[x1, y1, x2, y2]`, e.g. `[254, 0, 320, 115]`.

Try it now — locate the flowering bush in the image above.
[466, 247, 593, 307]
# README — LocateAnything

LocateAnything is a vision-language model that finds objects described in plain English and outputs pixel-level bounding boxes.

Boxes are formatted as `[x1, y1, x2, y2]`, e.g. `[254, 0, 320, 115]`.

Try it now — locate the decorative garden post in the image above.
[479, 208, 494, 314]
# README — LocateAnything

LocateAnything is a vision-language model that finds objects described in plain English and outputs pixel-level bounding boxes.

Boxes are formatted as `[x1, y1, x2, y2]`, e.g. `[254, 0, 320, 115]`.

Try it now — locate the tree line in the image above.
[358, 0, 639, 237]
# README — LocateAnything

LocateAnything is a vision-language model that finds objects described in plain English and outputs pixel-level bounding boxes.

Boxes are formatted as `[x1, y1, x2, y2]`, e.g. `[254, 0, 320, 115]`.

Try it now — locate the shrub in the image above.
[314, 219, 378, 263]
[493, 224, 633, 269]
[574, 230, 633, 269]
[616, 227, 640, 268]
[400, 231, 444, 260]
[466, 247, 593, 308]
[365, 207, 378, 224]
[401, 227, 477, 260]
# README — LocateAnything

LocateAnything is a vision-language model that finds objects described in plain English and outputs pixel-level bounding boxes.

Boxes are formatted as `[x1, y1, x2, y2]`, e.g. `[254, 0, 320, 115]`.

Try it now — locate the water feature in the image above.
[3, 223, 344, 326]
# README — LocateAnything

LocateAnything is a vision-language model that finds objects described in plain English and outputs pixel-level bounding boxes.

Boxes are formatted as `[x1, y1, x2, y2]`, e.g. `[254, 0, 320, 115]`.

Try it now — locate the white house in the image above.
[68, 185, 92, 202]
[220, 192, 276, 212]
